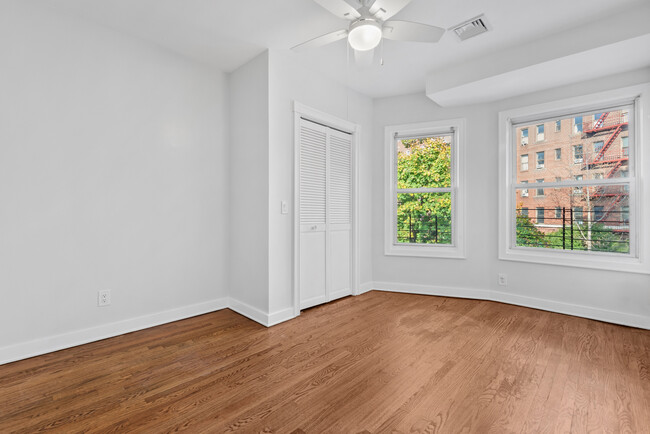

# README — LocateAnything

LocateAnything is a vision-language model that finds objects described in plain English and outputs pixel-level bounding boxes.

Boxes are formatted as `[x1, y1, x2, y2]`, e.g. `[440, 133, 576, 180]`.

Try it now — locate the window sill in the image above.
[500, 247, 649, 274]
[386, 244, 466, 259]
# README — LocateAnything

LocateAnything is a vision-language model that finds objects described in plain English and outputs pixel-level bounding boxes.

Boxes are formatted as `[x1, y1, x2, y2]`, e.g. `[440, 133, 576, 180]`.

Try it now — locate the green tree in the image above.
[515, 213, 547, 248]
[396, 137, 451, 244]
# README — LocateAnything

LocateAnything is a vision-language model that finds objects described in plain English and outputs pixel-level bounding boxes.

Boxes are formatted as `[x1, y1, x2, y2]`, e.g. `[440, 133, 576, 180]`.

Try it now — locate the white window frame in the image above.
[384, 119, 466, 258]
[498, 83, 650, 274]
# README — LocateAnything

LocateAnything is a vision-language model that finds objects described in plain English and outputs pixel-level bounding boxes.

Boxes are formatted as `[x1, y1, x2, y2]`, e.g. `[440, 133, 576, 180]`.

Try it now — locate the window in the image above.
[594, 206, 605, 222]
[521, 207, 529, 217]
[521, 128, 528, 145]
[555, 148, 561, 160]
[573, 145, 583, 163]
[536, 151, 545, 169]
[385, 119, 465, 258]
[573, 175, 583, 194]
[594, 113, 603, 125]
[521, 180, 528, 197]
[520, 154, 529, 171]
[499, 84, 648, 273]
[622, 136, 629, 156]
[555, 120, 561, 132]
[535, 179, 544, 196]
[622, 206, 629, 223]
[573, 116, 583, 133]
[593, 141, 604, 155]
[573, 206, 583, 223]
[536, 124, 545, 141]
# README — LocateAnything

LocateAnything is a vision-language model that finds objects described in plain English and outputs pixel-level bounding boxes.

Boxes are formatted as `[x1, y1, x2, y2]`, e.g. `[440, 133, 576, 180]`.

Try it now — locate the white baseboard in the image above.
[0, 297, 229, 366]
[356, 281, 374, 296]
[228, 298, 297, 328]
[370, 281, 650, 330]
[330, 288, 352, 301]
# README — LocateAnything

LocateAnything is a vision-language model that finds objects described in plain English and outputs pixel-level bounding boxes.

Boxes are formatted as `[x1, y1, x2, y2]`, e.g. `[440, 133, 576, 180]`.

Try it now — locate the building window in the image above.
[594, 206, 605, 222]
[555, 120, 561, 132]
[573, 116, 583, 133]
[499, 85, 647, 273]
[385, 119, 465, 258]
[520, 154, 529, 171]
[573, 175, 583, 194]
[536, 124, 545, 141]
[520, 207, 529, 217]
[622, 136, 629, 156]
[573, 206, 583, 223]
[593, 141, 604, 155]
[520, 180, 528, 197]
[535, 178, 544, 196]
[622, 205, 629, 223]
[573, 145, 583, 163]
[521, 128, 528, 145]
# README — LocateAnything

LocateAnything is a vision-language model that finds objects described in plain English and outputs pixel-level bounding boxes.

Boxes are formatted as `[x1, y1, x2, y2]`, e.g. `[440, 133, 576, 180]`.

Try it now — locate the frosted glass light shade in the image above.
[348, 20, 382, 51]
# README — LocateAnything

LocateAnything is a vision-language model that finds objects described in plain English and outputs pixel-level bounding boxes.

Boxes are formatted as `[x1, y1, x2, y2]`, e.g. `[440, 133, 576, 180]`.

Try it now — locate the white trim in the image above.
[384, 118, 466, 258]
[293, 101, 361, 313]
[268, 308, 296, 327]
[357, 281, 374, 295]
[228, 297, 271, 327]
[371, 281, 650, 330]
[329, 287, 352, 301]
[0, 297, 228, 365]
[498, 83, 650, 274]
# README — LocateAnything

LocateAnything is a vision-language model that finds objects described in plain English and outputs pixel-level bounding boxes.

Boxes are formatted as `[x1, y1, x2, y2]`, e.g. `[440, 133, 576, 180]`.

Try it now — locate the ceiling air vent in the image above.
[451, 15, 489, 41]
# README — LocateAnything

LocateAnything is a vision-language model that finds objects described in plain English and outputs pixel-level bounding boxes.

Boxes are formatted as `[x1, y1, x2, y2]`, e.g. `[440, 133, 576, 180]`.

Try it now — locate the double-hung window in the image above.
[499, 85, 649, 273]
[385, 119, 465, 258]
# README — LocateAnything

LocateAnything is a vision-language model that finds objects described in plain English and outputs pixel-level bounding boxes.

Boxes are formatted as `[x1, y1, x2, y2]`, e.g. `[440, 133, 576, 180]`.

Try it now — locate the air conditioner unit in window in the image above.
[521, 137, 528, 145]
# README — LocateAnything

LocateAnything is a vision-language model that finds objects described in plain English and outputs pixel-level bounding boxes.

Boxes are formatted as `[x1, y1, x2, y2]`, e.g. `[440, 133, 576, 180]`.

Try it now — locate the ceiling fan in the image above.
[292, 0, 445, 53]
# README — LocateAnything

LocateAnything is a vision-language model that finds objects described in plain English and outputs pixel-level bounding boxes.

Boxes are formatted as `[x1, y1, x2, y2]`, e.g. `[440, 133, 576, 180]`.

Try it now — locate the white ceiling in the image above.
[34, 0, 650, 99]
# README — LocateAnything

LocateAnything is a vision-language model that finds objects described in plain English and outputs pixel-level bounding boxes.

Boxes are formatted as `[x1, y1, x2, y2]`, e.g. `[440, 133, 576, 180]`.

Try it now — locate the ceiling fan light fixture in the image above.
[348, 19, 382, 51]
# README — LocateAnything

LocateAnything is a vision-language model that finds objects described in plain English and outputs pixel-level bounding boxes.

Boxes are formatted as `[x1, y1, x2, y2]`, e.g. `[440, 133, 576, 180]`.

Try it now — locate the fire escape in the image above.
[581, 112, 628, 227]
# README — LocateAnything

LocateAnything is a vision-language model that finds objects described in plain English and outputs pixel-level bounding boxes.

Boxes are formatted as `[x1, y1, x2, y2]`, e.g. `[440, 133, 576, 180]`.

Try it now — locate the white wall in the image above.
[0, 1, 230, 361]
[372, 67, 650, 327]
[268, 50, 374, 316]
[228, 52, 271, 315]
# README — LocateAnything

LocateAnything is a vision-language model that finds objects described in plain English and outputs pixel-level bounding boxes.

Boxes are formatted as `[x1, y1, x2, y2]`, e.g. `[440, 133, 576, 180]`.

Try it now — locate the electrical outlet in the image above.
[498, 273, 508, 286]
[98, 290, 111, 307]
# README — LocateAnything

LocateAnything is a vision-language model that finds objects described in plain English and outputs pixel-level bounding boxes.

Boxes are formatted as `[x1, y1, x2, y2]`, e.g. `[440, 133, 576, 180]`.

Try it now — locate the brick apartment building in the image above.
[515, 109, 629, 234]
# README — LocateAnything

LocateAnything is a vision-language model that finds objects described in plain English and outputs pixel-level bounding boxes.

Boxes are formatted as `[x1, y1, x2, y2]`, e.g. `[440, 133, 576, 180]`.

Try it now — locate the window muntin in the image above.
[511, 105, 633, 256]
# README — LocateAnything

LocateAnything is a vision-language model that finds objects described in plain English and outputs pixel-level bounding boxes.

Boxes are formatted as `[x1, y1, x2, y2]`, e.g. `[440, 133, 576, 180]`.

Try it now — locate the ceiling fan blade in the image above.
[353, 48, 375, 67]
[313, 0, 361, 20]
[369, 0, 412, 21]
[291, 29, 349, 52]
[382, 20, 445, 43]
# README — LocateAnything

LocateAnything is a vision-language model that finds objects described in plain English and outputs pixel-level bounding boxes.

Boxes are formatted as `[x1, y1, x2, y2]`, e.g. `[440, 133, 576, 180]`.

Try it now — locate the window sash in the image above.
[392, 129, 457, 248]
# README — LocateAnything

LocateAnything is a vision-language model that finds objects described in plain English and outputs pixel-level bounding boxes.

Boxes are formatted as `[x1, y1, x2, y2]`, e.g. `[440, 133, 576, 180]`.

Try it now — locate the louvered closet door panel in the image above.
[299, 120, 329, 309]
[299, 124, 327, 227]
[329, 132, 352, 228]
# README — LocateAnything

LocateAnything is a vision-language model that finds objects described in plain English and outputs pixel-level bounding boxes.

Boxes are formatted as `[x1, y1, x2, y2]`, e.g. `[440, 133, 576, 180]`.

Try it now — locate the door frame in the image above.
[293, 101, 361, 317]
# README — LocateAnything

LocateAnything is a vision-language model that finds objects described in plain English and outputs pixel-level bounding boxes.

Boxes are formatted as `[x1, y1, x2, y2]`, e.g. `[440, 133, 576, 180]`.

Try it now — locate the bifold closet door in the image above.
[299, 119, 352, 310]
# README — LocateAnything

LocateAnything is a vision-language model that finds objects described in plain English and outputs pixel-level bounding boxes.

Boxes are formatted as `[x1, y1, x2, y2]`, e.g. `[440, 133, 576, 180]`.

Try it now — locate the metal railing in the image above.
[517, 207, 629, 253]
[397, 213, 451, 244]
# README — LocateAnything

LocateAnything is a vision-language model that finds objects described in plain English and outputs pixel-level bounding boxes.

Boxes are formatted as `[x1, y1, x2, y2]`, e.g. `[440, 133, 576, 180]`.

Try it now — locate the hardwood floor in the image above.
[1, 291, 649, 433]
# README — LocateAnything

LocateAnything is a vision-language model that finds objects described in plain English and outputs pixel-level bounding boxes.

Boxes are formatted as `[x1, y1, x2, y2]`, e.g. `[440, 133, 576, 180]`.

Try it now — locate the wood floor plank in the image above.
[1, 291, 648, 433]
